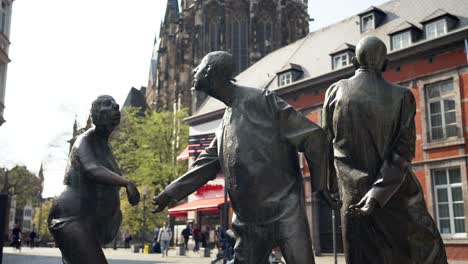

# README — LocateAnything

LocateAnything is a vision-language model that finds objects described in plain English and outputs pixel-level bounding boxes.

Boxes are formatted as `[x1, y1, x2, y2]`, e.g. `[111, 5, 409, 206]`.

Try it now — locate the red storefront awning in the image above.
[168, 197, 227, 217]
[176, 146, 190, 161]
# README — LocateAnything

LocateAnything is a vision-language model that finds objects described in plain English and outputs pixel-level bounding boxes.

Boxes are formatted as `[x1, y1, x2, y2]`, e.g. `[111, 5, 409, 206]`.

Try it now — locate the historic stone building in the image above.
[146, 0, 310, 112]
[0, 0, 15, 126]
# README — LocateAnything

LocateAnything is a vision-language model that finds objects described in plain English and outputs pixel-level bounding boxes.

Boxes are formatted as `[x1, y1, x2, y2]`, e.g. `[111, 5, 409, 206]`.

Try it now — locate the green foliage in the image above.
[33, 198, 53, 239]
[111, 108, 189, 240]
[2, 166, 42, 208]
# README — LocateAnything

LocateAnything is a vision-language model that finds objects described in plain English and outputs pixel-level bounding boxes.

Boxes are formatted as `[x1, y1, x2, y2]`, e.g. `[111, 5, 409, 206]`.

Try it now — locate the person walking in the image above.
[192, 226, 200, 252]
[29, 229, 36, 248]
[11, 224, 22, 250]
[181, 225, 191, 250]
[158, 222, 172, 257]
[123, 231, 132, 249]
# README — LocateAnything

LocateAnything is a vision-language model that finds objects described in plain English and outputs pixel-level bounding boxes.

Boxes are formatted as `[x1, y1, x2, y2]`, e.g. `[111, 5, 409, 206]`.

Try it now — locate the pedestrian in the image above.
[123, 230, 132, 249]
[181, 224, 191, 250]
[29, 229, 36, 248]
[11, 223, 22, 250]
[201, 226, 208, 248]
[192, 225, 200, 252]
[208, 225, 216, 249]
[158, 222, 172, 257]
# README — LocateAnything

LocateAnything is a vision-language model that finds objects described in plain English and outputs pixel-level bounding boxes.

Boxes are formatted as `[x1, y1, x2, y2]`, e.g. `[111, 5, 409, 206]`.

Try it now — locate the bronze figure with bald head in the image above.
[323, 36, 447, 263]
[153, 51, 338, 263]
[48, 95, 140, 264]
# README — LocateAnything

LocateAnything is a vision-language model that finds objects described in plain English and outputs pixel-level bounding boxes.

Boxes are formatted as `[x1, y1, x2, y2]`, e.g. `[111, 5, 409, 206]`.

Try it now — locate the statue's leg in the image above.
[51, 219, 108, 264]
[277, 209, 314, 264]
[231, 219, 272, 264]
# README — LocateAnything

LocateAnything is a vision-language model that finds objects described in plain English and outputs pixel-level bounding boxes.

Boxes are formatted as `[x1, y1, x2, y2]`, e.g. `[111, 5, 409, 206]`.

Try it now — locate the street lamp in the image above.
[141, 186, 148, 245]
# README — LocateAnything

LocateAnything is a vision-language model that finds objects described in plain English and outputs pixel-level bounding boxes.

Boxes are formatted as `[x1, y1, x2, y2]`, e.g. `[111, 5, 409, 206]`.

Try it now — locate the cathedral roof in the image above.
[189, 0, 468, 122]
[123, 87, 149, 113]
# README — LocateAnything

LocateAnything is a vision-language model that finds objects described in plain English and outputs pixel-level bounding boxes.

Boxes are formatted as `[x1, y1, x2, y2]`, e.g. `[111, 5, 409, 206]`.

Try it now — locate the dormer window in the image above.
[358, 6, 386, 33]
[279, 72, 292, 87]
[392, 31, 412, 50]
[425, 19, 447, 39]
[421, 9, 459, 40]
[388, 21, 422, 51]
[333, 53, 350, 69]
[277, 63, 304, 88]
[361, 14, 374, 33]
[330, 43, 355, 70]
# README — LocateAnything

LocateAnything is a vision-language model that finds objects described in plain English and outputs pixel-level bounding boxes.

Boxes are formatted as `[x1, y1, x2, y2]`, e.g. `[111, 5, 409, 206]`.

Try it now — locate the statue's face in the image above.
[93, 96, 120, 128]
[192, 56, 211, 92]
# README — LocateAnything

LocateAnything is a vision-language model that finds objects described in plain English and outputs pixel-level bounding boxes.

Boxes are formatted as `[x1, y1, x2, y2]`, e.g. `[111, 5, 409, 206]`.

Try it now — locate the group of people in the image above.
[181, 224, 217, 252]
[9, 224, 37, 250]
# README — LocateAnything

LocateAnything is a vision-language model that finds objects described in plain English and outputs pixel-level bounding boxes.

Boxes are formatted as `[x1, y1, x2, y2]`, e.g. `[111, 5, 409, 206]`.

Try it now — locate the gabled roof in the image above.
[123, 87, 149, 112]
[330, 43, 356, 56]
[388, 21, 421, 35]
[277, 63, 303, 74]
[357, 6, 386, 17]
[189, 0, 468, 122]
[421, 8, 457, 24]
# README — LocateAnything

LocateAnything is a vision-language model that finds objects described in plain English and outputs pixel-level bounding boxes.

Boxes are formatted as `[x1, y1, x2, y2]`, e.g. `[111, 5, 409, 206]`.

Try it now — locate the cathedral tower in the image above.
[147, 0, 310, 112]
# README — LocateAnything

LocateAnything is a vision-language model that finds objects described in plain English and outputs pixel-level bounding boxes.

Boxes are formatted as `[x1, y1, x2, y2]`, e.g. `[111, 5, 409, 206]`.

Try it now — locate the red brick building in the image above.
[179, 0, 468, 260]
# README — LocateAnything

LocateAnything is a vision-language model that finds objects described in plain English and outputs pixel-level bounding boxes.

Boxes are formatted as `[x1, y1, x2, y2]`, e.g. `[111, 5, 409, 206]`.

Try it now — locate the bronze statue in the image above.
[322, 36, 447, 264]
[48, 95, 140, 264]
[153, 51, 337, 264]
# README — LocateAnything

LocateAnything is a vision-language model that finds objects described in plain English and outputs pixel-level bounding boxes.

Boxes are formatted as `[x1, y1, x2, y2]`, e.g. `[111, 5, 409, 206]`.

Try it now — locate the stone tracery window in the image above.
[231, 18, 249, 73]
[258, 20, 273, 55]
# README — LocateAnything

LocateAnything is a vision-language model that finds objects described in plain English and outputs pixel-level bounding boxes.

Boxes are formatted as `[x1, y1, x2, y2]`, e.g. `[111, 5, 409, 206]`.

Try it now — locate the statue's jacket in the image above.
[323, 69, 447, 264]
[165, 87, 328, 224]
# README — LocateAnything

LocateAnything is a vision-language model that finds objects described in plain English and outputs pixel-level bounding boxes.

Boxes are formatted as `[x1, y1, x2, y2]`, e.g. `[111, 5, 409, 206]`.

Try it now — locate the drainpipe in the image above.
[465, 38, 468, 63]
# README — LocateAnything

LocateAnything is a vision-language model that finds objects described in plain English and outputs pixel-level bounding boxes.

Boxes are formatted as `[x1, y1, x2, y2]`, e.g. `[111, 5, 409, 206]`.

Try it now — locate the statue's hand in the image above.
[126, 181, 140, 206]
[152, 192, 171, 214]
[321, 190, 342, 210]
[348, 195, 377, 216]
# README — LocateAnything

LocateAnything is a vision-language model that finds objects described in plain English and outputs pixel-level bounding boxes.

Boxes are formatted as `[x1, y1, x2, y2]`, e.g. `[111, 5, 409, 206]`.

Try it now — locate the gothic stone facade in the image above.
[146, 0, 310, 113]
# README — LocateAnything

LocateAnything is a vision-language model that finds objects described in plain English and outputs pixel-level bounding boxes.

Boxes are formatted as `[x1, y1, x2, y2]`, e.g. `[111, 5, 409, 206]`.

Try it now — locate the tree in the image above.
[32, 198, 53, 242]
[111, 108, 189, 241]
[1, 166, 42, 208]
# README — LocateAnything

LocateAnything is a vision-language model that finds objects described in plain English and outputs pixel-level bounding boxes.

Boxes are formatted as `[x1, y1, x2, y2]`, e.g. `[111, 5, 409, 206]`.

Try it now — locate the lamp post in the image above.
[0, 169, 10, 264]
[142, 187, 148, 245]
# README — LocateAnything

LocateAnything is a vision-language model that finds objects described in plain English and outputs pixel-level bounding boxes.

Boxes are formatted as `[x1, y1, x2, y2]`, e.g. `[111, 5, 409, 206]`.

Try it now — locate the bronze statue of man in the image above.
[322, 36, 447, 264]
[153, 51, 336, 264]
[48, 95, 140, 264]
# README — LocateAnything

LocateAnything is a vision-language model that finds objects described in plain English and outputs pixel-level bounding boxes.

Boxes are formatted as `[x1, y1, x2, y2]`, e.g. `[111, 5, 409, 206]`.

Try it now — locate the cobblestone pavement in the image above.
[4, 247, 468, 264]
[3, 247, 342, 264]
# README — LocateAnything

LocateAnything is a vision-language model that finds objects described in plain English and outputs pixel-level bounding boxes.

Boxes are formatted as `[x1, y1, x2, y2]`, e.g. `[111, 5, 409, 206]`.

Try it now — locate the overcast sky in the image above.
[0, 0, 388, 198]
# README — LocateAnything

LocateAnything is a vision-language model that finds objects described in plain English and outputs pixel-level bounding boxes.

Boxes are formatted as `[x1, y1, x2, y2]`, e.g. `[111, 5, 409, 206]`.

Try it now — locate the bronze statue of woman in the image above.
[48, 95, 140, 264]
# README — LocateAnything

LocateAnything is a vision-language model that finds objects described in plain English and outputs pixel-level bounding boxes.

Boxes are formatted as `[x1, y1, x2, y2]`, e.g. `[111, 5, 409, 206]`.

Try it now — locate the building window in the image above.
[210, 22, 218, 51]
[257, 20, 273, 55]
[279, 72, 292, 87]
[232, 19, 249, 73]
[392, 31, 412, 50]
[425, 19, 447, 40]
[23, 219, 31, 230]
[361, 14, 374, 32]
[432, 167, 466, 235]
[24, 209, 32, 217]
[333, 52, 350, 70]
[426, 80, 457, 141]
[0, 2, 6, 34]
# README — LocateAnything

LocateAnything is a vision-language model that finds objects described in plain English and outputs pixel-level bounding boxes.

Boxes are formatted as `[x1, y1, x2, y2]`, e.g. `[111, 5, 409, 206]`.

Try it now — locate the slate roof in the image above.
[190, 0, 468, 121]
[388, 21, 421, 35]
[123, 87, 149, 111]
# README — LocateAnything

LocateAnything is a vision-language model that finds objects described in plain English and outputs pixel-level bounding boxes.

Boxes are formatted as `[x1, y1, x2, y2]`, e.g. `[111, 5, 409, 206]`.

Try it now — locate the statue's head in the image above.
[192, 51, 235, 95]
[91, 95, 120, 129]
[355, 36, 387, 71]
